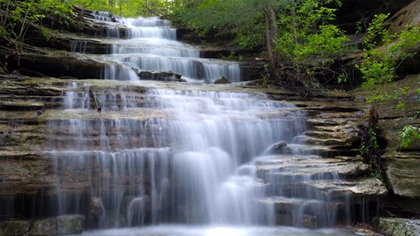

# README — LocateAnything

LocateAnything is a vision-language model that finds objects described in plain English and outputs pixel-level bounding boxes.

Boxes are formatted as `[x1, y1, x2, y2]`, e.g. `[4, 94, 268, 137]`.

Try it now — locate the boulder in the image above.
[138, 70, 186, 82]
[373, 217, 420, 236]
[31, 218, 57, 236]
[90, 197, 104, 217]
[56, 215, 84, 235]
[213, 76, 231, 84]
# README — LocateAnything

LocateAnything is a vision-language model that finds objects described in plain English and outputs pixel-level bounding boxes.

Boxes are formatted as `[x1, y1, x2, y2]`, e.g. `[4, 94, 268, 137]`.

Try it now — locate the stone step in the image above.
[257, 196, 344, 213]
[256, 155, 369, 183]
[263, 178, 387, 203]
[293, 134, 355, 147]
[256, 196, 344, 228]
[265, 143, 359, 157]
[307, 118, 359, 127]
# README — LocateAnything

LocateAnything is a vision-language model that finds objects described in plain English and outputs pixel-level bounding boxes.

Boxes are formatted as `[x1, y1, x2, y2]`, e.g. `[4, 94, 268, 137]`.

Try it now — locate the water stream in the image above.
[45, 15, 361, 235]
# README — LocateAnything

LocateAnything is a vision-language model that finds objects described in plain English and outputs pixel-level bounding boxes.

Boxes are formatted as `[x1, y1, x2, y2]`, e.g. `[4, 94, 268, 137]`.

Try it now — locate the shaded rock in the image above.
[31, 217, 57, 236]
[336, 0, 415, 33]
[90, 197, 104, 217]
[387, 0, 420, 34]
[373, 217, 420, 236]
[103, 211, 124, 228]
[275, 213, 318, 229]
[56, 215, 84, 235]
[213, 76, 231, 84]
[138, 70, 185, 82]
[1, 49, 108, 79]
[385, 158, 420, 198]
[267, 141, 287, 152]
[0, 220, 31, 236]
[125, 195, 151, 215]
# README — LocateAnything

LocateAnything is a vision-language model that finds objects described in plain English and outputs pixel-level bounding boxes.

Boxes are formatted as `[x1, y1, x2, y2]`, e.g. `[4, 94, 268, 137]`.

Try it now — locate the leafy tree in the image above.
[68, 0, 173, 17]
[171, 0, 289, 78]
[275, 0, 349, 62]
[171, 0, 349, 85]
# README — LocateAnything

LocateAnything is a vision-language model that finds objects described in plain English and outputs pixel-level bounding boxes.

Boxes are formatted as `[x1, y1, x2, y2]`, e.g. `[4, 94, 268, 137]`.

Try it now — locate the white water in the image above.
[69, 225, 358, 236]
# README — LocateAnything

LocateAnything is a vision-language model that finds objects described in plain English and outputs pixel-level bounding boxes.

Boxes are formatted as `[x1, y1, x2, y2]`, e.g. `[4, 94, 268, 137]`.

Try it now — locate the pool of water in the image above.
[73, 225, 364, 236]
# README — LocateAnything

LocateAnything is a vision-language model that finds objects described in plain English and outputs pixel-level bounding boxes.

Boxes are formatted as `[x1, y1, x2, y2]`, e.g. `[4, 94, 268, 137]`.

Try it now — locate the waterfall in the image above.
[45, 83, 307, 228]
[0, 12, 384, 236]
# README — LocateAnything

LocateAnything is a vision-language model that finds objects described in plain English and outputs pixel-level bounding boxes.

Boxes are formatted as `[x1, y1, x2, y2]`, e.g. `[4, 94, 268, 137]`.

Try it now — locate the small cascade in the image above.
[83, 13, 241, 82]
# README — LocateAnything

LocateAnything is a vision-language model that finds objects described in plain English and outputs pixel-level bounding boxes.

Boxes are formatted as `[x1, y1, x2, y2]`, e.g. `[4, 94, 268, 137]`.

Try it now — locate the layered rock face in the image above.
[0, 76, 389, 231]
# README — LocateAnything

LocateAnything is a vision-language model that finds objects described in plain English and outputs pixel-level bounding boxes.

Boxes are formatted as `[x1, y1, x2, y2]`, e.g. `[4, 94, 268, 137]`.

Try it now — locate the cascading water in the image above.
[71, 15, 241, 82]
[35, 13, 376, 236]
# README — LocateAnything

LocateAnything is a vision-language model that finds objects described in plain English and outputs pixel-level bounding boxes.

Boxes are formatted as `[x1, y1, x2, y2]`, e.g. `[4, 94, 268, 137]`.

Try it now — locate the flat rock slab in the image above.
[303, 178, 388, 200]
[256, 155, 370, 180]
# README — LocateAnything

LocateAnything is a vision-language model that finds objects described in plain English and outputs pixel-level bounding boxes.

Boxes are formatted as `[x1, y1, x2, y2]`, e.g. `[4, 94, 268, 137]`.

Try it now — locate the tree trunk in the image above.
[264, 7, 279, 79]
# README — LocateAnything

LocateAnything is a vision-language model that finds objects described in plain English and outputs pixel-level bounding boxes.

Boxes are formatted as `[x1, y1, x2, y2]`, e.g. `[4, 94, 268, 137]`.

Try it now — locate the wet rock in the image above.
[275, 213, 318, 229]
[57, 215, 84, 235]
[138, 70, 185, 82]
[90, 197, 104, 217]
[125, 195, 151, 214]
[31, 217, 57, 236]
[104, 211, 125, 228]
[213, 76, 231, 84]
[271, 141, 287, 151]
[373, 217, 420, 236]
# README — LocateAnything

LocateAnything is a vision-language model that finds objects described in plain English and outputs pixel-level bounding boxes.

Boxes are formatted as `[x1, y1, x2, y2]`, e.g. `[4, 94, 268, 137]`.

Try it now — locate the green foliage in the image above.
[355, 21, 363, 34]
[276, 0, 350, 62]
[363, 13, 391, 50]
[0, 0, 75, 49]
[293, 24, 349, 61]
[68, 0, 174, 17]
[356, 14, 420, 154]
[400, 125, 420, 149]
[357, 14, 420, 104]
